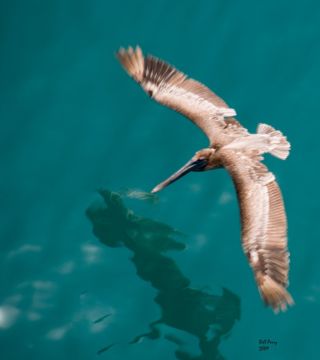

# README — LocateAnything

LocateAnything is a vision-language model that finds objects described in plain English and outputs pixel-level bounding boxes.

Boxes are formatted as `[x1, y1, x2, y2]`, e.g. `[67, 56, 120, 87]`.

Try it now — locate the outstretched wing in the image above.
[117, 46, 248, 146]
[220, 148, 293, 312]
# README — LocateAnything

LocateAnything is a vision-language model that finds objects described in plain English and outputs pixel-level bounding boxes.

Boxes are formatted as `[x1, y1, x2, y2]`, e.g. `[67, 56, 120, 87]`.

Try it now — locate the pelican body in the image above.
[117, 46, 293, 313]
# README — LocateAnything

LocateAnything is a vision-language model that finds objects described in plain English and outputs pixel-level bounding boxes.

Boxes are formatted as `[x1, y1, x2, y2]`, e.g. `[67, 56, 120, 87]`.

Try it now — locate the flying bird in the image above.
[117, 46, 293, 313]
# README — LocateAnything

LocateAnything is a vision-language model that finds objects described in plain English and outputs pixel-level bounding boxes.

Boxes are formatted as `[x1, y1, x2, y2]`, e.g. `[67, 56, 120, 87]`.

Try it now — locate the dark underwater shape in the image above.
[92, 313, 112, 324]
[96, 343, 115, 355]
[86, 190, 241, 359]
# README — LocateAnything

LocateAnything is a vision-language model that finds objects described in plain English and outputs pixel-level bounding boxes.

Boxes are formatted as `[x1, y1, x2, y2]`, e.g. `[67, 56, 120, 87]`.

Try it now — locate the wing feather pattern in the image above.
[117, 46, 248, 145]
[220, 149, 293, 312]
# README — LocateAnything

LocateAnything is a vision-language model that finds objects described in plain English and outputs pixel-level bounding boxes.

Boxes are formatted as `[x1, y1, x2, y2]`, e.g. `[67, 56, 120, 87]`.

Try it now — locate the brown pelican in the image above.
[117, 46, 294, 313]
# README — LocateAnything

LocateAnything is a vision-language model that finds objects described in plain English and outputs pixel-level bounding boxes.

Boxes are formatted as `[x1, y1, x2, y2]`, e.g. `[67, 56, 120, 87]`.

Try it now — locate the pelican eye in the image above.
[147, 90, 153, 97]
[194, 157, 208, 167]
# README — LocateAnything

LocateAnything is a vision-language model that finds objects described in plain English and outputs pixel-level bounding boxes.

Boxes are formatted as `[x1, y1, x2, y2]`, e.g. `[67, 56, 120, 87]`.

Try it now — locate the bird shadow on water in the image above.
[86, 189, 241, 360]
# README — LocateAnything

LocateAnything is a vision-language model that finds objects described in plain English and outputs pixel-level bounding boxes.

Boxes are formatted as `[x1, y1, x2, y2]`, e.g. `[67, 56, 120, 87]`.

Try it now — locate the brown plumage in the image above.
[117, 46, 294, 313]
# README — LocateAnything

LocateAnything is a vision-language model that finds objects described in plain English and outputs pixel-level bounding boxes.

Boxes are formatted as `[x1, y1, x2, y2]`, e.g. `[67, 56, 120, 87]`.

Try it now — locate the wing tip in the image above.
[258, 275, 294, 313]
[116, 45, 144, 82]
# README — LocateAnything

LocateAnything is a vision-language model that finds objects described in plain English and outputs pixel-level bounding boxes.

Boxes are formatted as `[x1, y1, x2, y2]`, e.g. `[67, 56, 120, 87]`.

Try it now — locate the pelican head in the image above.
[151, 148, 218, 193]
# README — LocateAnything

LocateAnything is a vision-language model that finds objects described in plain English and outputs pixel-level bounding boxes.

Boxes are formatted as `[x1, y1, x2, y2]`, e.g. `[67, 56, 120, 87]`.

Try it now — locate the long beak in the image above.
[151, 158, 207, 193]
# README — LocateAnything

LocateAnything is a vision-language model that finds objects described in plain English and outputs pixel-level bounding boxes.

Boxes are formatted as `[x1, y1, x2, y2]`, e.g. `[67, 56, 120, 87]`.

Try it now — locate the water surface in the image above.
[1, 1, 320, 359]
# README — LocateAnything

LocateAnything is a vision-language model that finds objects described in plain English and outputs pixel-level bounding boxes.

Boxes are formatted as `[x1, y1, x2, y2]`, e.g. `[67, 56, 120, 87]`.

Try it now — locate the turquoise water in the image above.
[1, 0, 320, 359]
